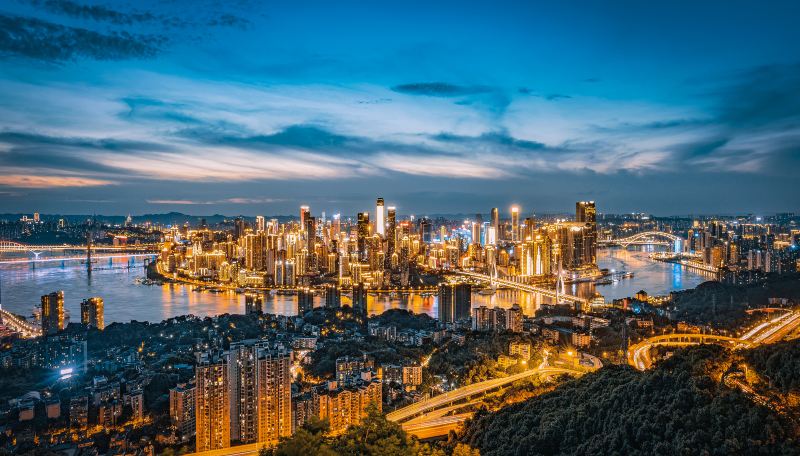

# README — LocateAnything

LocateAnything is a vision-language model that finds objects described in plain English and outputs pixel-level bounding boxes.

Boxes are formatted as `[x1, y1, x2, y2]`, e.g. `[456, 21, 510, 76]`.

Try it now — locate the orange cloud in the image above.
[0, 175, 114, 188]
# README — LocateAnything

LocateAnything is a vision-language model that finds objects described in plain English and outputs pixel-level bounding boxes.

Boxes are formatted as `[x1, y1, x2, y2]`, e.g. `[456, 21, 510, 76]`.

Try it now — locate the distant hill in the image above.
[460, 345, 799, 456]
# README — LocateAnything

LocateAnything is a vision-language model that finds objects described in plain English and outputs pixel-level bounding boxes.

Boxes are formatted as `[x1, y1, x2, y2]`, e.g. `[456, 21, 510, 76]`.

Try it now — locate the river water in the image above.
[0, 246, 711, 324]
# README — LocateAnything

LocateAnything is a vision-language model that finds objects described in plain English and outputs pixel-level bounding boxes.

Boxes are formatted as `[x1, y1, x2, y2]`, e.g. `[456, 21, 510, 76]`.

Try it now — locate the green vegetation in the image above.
[265, 406, 479, 456]
[460, 345, 799, 455]
[427, 332, 547, 386]
[307, 338, 431, 379]
[669, 274, 800, 329]
[745, 339, 800, 394]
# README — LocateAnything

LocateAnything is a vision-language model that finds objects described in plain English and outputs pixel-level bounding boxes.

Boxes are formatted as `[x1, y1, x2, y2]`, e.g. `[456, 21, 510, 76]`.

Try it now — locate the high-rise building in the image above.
[357, 212, 370, 259]
[298, 288, 314, 314]
[576, 201, 597, 264]
[255, 348, 293, 445]
[41, 291, 64, 335]
[376, 198, 385, 237]
[245, 293, 263, 316]
[324, 284, 341, 309]
[438, 282, 472, 325]
[300, 206, 310, 230]
[387, 207, 397, 255]
[80, 297, 104, 330]
[195, 351, 230, 452]
[490, 208, 499, 240]
[352, 283, 368, 323]
[255, 216, 266, 233]
[510, 206, 520, 242]
[170, 383, 196, 436]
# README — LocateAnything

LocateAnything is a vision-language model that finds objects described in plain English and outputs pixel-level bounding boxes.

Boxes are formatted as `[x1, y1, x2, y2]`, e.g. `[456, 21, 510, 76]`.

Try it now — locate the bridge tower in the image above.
[86, 229, 93, 272]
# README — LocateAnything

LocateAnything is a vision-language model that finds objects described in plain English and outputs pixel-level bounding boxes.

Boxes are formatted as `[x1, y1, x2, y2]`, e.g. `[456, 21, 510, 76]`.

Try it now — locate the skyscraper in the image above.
[357, 212, 370, 259]
[300, 206, 310, 230]
[255, 216, 266, 233]
[438, 282, 472, 325]
[490, 207, 499, 239]
[576, 201, 597, 264]
[387, 207, 397, 256]
[376, 198, 385, 237]
[80, 297, 104, 330]
[510, 206, 520, 242]
[195, 351, 230, 452]
[41, 291, 64, 335]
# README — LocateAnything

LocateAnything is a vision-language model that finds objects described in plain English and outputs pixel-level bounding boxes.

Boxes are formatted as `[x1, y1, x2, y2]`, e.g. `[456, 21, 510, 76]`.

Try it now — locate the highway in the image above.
[386, 366, 584, 423]
[0, 308, 42, 338]
[629, 310, 800, 371]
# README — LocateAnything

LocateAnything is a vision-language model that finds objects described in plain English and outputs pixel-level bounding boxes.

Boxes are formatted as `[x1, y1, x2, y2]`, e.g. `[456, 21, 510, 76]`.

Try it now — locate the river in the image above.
[0, 246, 711, 324]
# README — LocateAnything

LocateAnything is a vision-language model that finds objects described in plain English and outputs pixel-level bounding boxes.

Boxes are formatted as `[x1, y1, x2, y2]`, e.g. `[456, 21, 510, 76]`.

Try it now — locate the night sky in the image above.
[1, 0, 799, 216]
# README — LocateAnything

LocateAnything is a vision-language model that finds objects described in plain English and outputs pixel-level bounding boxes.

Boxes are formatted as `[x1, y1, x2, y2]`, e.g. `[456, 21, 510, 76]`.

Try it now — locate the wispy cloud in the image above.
[0, 174, 113, 188]
[0, 14, 165, 61]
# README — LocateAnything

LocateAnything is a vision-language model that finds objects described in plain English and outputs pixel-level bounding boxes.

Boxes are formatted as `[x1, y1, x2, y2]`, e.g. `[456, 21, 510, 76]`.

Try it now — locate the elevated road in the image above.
[453, 270, 586, 305]
[0, 308, 42, 338]
[386, 366, 584, 423]
[628, 310, 800, 371]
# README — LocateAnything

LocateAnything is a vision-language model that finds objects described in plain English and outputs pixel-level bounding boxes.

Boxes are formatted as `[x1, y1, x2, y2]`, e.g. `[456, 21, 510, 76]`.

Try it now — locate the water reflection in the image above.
[0, 247, 712, 324]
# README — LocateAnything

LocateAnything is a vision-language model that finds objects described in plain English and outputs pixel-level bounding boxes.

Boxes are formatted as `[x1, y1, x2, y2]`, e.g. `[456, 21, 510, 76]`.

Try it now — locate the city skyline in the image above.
[1, 1, 800, 215]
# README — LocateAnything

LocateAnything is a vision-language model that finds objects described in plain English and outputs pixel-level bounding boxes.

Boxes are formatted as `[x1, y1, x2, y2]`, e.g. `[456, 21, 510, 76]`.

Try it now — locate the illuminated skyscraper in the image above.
[576, 201, 597, 264]
[41, 291, 64, 335]
[80, 297, 104, 330]
[490, 207, 499, 239]
[255, 216, 266, 233]
[357, 212, 370, 259]
[300, 206, 310, 230]
[195, 351, 230, 452]
[376, 198, 385, 237]
[255, 348, 293, 445]
[510, 206, 520, 242]
[387, 207, 397, 255]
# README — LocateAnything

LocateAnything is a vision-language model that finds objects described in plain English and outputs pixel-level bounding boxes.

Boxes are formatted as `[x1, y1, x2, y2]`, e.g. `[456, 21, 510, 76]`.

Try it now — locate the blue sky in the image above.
[1, 0, 799, 216]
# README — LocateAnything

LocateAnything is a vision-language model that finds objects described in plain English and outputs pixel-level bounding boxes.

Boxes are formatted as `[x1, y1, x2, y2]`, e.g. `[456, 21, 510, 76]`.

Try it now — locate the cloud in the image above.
[147, 197, 285, 205]
[0, 14, 164, 61]
[0, 174, 113, 188]
[26, 0, 157, 25]
[392, 82, 493, 97]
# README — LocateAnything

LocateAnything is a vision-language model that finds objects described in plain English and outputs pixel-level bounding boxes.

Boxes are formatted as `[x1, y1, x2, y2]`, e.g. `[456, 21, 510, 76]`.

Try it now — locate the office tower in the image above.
[234, 217, 247, 239]
[332, 213, 341, 239]
[170, 384, 196, 436]
[510, 206, 520, 242]
[195, 351, 230, 452]
[438, 282, 472, 325]
[324, 284, 341, 308]
[300, 206, 310, 230]
[387, 207, 397, 255]
[255, 216, 266, 233]
[298, 288, 314, 314]
[419, 217, 432, 243]
[486, 226, 497, 245]
[245, 293, 263, 316]
[576, 201, 597, 264]
[376, 198, 385, 237]
[41, 291, 64, 335]
[357, 212, 370, 259]
[304, 216, 316, 262]
[490, 207, 499, 239]
[80, 297, 104, 330]
[471, 222, 481, 245]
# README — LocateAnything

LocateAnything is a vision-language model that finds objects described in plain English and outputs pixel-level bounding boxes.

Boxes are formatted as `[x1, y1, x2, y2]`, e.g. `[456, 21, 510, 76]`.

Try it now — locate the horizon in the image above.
[1, 1, 800, 215]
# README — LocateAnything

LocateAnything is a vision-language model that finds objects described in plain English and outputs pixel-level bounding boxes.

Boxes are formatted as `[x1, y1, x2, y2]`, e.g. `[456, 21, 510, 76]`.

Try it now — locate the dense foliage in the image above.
[428, 332, 546, 386]
[460, 345, 799, 455]
[745, 339, 800, 394]
[670, 274, 800, 329]
[265, 407, 479, 456]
